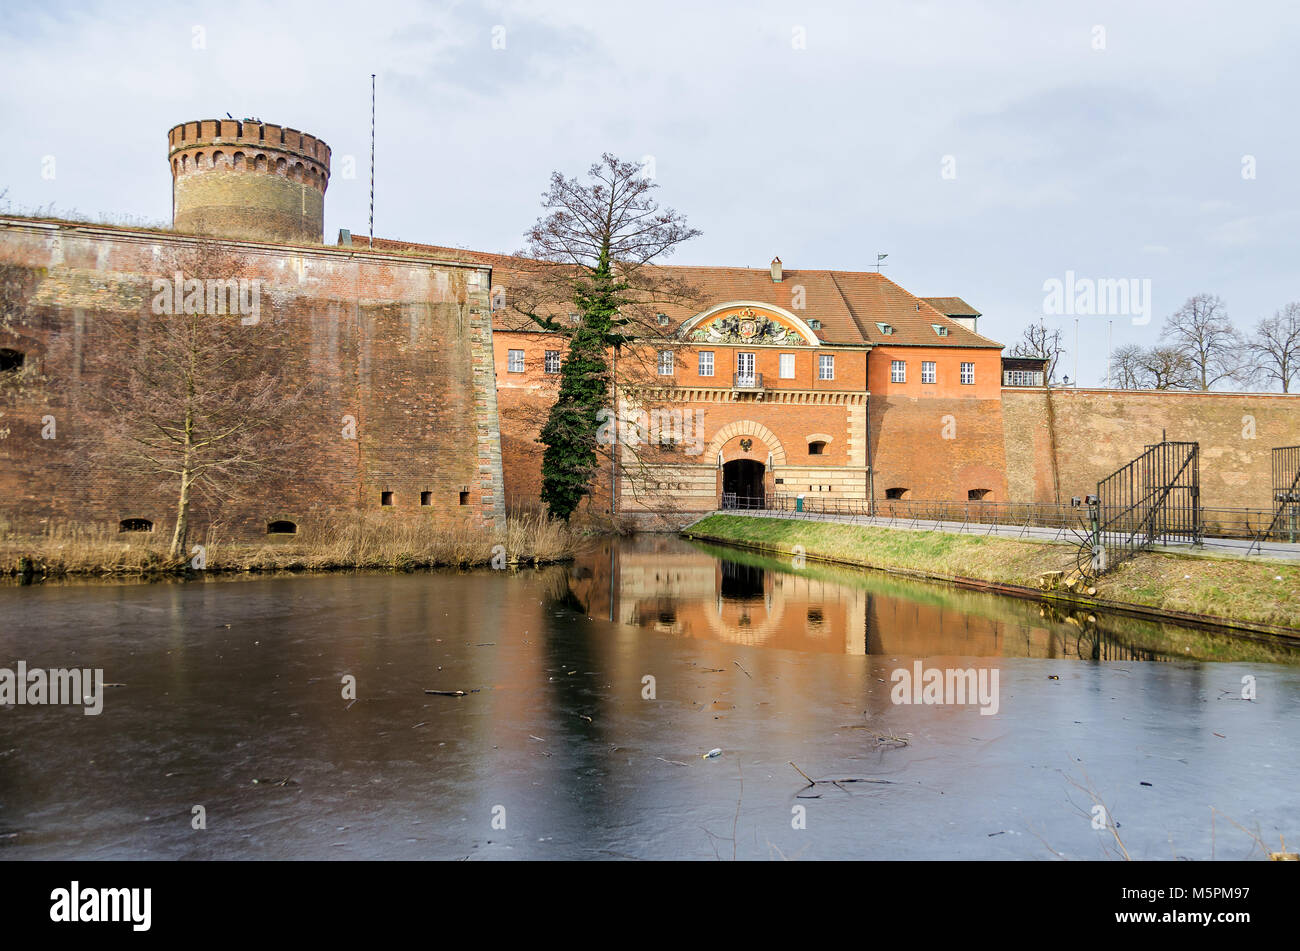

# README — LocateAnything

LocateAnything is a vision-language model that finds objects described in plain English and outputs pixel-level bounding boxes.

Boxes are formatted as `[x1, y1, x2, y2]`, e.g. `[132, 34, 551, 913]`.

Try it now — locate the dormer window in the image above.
[932, 324, 949, 337]
[807, 319, 822, 330]
[876, 322, 894, 335]
[656, 313, 669, 326]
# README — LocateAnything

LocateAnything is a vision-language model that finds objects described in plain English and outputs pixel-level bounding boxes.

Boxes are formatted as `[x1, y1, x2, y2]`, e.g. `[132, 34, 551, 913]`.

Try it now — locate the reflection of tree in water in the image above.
[540, 564, 583, 611]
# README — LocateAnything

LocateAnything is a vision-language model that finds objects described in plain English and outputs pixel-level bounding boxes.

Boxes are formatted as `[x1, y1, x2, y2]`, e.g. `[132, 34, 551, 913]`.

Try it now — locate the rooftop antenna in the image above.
[369, 73, 376, 249]
[875, 252, 888, 272]
[1106, 318, 1113, 389]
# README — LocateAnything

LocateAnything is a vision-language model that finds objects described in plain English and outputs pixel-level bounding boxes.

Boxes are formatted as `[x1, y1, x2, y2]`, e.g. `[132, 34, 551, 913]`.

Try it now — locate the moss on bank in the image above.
[683, 514, 1300, 633]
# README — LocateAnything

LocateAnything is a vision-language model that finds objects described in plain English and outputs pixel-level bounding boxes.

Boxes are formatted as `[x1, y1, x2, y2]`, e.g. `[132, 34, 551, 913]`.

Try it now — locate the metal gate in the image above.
[1088, 440, 1200, 573]
[1250, 445, 1300, 550]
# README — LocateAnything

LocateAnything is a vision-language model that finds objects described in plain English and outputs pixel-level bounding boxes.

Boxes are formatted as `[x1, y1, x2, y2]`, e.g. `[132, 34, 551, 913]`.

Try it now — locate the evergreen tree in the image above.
[513, 155, 700, 520]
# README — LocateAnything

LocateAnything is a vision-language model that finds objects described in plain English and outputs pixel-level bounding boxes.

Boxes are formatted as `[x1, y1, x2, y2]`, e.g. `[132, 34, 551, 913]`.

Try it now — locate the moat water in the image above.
[1, 535, 1296, 860]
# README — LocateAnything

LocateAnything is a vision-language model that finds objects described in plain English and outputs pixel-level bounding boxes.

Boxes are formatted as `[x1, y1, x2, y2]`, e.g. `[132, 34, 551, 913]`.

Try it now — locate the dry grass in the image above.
[0, 512, 574, 579]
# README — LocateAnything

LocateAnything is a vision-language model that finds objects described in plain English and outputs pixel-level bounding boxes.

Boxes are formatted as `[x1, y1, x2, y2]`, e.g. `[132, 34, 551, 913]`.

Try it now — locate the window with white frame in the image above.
[736, 352, 756, 384]
[544, 350, 561, 374]
[1004, 369, 1045, 387]
[890, 359, 906, 383]
[922, 361, 936, 384]
[698, 351, 714, 377]
[507, 349, 525, 373]
[658, 350, 674, 375]
[779, 353, 795, 379]
[818, 353, 834, 380]
[960, 362, 974, 385]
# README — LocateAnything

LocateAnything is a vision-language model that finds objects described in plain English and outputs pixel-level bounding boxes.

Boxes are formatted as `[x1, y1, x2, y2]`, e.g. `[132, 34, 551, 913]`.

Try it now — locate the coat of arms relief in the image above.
[688, 307, 807, 345]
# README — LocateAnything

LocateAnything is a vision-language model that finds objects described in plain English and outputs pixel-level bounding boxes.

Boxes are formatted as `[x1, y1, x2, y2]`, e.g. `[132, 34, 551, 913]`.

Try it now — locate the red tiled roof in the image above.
[921, 296, 981, 317]
[828, 272, 1002, 348]
[352, 232, 1003, 349]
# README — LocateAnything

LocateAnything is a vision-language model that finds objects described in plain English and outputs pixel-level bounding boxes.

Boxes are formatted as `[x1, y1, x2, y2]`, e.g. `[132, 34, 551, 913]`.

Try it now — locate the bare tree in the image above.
[508, 154, 702, 520]
[88, 240, 306, 558]
[1139, 344, 1199, 390]
[1160, 293, 1241, 390]
[1242, 303, 1300, 393]
[1110, 343, 1147, 389]
[1103, 341, 1199, 390]
[1010, 321, 1066, 384]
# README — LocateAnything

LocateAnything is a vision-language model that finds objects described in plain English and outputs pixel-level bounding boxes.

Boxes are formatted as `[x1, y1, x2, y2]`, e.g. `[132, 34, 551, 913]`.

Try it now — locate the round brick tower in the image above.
[168, 119, 331, 245]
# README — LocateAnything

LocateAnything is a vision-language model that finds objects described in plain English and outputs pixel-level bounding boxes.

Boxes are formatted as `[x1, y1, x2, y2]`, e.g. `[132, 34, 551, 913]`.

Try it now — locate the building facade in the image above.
[368, 238, 1010, 516]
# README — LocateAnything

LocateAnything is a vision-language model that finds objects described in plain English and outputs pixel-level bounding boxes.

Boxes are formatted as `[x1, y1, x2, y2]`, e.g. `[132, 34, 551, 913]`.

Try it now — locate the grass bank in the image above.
[1, 512, 574, 580]
[683, 514, 1300, 634]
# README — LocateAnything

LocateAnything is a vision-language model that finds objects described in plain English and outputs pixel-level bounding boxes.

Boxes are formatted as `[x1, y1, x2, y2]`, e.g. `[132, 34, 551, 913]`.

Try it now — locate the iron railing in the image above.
[731, 372, 763, 389]
[721, 491, 767, 510]
[721, 494, 1094, 539]
[717, 489, 1291, 550]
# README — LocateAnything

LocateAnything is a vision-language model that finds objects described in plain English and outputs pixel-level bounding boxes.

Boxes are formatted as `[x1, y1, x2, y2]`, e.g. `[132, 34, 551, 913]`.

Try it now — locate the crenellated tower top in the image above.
[168, 118, 332, 244]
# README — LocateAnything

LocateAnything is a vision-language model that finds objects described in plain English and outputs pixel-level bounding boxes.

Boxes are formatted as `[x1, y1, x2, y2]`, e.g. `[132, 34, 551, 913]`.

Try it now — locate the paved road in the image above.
[711, 508, 1300, 562]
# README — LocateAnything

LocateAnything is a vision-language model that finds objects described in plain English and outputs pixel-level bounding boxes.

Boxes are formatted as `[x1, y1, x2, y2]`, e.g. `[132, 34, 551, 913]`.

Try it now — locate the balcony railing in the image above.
[732, 372, 763, 389]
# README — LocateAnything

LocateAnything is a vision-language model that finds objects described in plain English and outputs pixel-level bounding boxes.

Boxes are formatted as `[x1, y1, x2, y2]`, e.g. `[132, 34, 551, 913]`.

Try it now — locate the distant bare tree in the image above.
[1242, 303, 1300, 393]
[89, 240, 306, 559]
[1160, 293, 1242, 390]
[1104, 341, 1199, 390]
[1010, 321, 1065, 384]
[1139, 344, 1199, 390]
[1110, 343, 1147, 389]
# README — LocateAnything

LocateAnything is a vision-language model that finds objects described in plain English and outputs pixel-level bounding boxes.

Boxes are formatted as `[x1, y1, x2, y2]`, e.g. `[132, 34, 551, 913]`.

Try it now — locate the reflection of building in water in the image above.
[565, 538, 1196, 661]
[868, 593, 1014, 655]
[570, 536, 867, 654]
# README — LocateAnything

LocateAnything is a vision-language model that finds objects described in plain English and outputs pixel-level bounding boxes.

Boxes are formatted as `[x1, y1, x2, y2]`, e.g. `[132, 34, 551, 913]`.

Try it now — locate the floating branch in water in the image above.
[789, 761, 895, 790]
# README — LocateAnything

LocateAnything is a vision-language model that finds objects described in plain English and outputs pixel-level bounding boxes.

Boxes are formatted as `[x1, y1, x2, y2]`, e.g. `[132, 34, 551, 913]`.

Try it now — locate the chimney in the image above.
[770, 256, 783, 282]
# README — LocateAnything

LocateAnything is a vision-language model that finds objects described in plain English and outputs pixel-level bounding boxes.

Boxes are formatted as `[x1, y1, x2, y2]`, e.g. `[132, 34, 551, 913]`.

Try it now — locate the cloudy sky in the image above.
[3, 0, 1297, 385]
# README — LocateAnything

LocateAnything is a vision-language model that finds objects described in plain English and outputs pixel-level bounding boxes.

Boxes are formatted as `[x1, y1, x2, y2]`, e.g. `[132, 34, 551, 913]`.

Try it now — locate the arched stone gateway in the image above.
[711, 421, 786, 508]
[707, 421, 787, 465]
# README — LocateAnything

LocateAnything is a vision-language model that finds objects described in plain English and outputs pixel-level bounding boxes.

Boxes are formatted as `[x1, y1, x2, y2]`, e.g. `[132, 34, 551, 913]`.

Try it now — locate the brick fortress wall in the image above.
[0, 217, 506, 540]
[1001, 387, 1300, 510]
